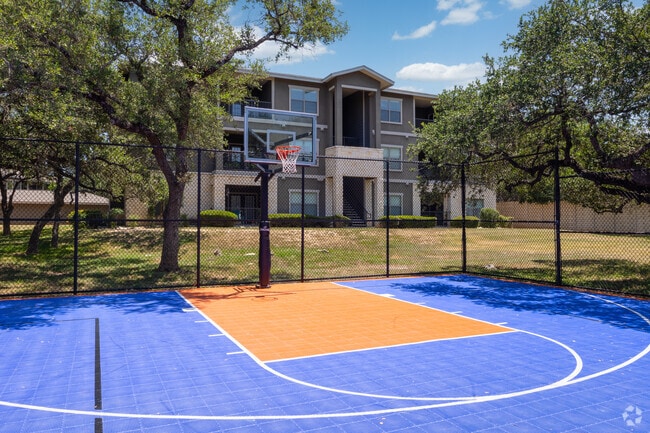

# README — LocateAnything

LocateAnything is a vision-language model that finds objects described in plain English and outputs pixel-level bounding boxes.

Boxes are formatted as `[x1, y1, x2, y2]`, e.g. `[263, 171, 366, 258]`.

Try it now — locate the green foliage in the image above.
[108, 208, 126, 226]
[269, 214, 351, 228]
[379, 215, 437, 228]
[479, 208, 500, 228]
[2, 0, 348, 271]
[330, 215, 352, 228]
[478, 208, 513, 228]
[414, 0, 650, 208]
[68, 209, 107, 228]
[200, 210, 238, 227]
[450, 216, 479, 228]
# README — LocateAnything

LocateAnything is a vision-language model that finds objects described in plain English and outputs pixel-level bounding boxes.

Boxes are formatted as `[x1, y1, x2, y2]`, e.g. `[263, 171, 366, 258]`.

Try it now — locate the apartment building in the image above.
[179, 65, 494, 224]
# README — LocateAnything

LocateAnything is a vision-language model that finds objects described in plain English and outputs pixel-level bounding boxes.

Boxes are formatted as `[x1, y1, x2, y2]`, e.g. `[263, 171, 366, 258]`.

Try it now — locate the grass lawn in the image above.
[0, 225, 648, 296]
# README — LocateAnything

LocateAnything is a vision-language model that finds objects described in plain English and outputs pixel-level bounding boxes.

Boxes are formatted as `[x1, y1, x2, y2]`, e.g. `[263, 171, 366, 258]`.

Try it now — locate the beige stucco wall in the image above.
[445, 186, 498, 219]
[212, 172, 278, 215]
[181, 172, 215, 218]
[324, 146, 384, 218]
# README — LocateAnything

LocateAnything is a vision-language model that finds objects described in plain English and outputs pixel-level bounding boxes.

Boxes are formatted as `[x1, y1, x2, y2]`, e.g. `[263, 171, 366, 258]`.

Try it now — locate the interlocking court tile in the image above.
[181, 282, 511, 362]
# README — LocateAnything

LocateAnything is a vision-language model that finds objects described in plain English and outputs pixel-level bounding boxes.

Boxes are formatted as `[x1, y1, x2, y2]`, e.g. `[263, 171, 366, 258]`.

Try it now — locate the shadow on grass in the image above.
[0, 227, 200, 295]
[468, 258, 649, 296]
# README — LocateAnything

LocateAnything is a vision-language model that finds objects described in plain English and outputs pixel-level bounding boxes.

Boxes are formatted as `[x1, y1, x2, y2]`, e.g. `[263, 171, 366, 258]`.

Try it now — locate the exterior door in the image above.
[226, 186, 260, 224]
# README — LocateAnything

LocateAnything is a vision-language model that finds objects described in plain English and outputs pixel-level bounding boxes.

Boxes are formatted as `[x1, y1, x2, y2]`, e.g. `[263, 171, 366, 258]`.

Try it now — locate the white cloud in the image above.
[392, 84, 428, 93]
[252, 40, 335, 65]
[501, 0, 531, 8]
[437, 0, 462, 11]
[239, 25, 335, 65]
[396, 62, 486, 82]
[440, 1, 483, 25]
[392, 20, 437, 40]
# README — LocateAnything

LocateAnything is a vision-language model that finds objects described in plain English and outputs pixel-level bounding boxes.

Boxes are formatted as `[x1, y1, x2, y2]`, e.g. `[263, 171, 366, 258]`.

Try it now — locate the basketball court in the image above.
[1, 275, 649, 432]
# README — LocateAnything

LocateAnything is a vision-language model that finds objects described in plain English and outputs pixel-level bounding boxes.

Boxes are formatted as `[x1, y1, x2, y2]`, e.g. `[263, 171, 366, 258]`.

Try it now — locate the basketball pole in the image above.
[258, 165, 272, 288]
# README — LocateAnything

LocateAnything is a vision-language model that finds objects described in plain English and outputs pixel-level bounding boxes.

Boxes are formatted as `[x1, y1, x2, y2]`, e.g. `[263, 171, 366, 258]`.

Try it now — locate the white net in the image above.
[276, 145, 301, 174]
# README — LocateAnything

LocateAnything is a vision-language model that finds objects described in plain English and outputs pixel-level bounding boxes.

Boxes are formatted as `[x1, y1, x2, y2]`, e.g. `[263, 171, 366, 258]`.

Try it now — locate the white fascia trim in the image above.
[341, 84, 378, 93]
[380, 131, 417, 138]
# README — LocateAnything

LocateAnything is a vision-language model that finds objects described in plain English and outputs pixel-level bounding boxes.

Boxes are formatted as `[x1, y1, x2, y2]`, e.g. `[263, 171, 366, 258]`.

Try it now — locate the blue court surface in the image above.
[1, 275, 649, 432]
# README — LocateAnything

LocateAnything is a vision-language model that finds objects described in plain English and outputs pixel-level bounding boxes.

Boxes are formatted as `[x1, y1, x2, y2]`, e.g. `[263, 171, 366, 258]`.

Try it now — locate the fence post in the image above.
[461, 162, 467, 273]
[196, 148, 202, 288]
[73, 141, 80, 295]
[554, 145, 562, 285]
[300, 165, 305, 282]
[385, 159, 390, 277]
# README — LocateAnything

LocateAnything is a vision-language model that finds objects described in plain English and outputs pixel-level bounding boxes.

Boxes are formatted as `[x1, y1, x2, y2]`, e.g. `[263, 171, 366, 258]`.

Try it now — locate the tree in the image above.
[413, 0, 649, 210]
[2, 0, 347, 271]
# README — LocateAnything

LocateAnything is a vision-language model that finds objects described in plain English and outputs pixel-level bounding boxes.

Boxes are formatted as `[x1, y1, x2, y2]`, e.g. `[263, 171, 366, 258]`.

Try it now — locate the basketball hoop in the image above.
[276, 145, 301, 174]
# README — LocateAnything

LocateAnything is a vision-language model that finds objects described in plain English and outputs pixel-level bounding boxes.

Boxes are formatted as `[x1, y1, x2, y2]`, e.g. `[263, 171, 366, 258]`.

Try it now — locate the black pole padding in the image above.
[258, 169, 271, 288]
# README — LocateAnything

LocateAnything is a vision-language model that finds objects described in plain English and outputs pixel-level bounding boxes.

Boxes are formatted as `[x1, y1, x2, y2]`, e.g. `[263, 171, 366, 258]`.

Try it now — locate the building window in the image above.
[289, 190, 319, 216]
[384, 193, 402, 216]
[465, 199, 484, 217]
[381, 97, 402, 123]
[290, 87, 318, 114]
[382, 145, 402, 171]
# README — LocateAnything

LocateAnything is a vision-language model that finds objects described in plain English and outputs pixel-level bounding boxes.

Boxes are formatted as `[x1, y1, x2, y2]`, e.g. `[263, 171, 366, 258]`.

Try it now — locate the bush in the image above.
[200, 210, 238, 227]
[108, 208, 126, 226]
[67, 209, 84, 222]
[330, 214, 352, 228]
[479, 208, 501, 228]
[269, 214, 352, 228]
[479, 208, 513, 228]
[269, 213, 303, 227]
[497, 215, 514, 228]
[450, 216, 479, 228]
[68, 209, 107, 228]
[378, 215, 437, 228]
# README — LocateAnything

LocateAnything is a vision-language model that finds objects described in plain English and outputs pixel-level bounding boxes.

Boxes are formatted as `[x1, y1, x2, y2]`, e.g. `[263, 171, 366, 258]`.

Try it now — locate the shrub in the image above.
[200, 210, 238, 227]
[269, 213, 303, 227]
[67, 209, 85, 223]
[497, 215, 514, 228]
[330, 214, 351, 228]
[479, 208, 501, 228]
[479, 208, 513, 228]
[450, 216, 479, 228]
[378, 215, 437, 228]
[269, 214, 352, 228]
[68, 209, 107, 228]
[108, 208, 126, 226]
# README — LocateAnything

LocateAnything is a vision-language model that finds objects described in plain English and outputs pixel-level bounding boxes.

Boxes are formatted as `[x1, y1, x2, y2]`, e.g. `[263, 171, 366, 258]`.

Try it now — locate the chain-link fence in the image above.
[1, 138, 648, 297]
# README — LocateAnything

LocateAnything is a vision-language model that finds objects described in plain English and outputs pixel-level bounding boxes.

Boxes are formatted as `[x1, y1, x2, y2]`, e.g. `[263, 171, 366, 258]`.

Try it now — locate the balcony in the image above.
[415, 117, 433, 128]
[222, 152, 258, 171]
[225, 99, 272, 117]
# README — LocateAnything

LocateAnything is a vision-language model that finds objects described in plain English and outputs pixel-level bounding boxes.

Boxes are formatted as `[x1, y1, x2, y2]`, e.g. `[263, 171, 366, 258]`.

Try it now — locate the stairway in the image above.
[342, 198, 367, 227]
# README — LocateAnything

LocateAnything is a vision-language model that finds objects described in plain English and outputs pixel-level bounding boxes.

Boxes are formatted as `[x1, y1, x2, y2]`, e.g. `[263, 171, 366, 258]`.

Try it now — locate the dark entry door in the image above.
[226, 186, 260, 224]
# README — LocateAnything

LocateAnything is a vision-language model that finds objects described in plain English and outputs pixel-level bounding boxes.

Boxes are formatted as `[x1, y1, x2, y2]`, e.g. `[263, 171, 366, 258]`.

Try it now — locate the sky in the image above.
[237, 0, 548, 95]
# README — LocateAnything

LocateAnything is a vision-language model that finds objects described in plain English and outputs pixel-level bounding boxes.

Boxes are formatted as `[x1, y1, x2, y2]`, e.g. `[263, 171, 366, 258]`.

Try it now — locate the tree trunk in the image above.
[2, 212, 11, 236]
[157, 177, 184, 272]
[25, 180, 74, 255]
[1, 184, 15, 236]
[51, 214, 60, 248]
[149, 135, 189, 273]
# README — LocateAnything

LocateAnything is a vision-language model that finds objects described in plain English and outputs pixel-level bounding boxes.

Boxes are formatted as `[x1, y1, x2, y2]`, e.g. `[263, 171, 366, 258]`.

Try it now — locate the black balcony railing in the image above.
[222, 153, 257, 171]
[415, 117, 433, 128]
[226, 99, 272, 117]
